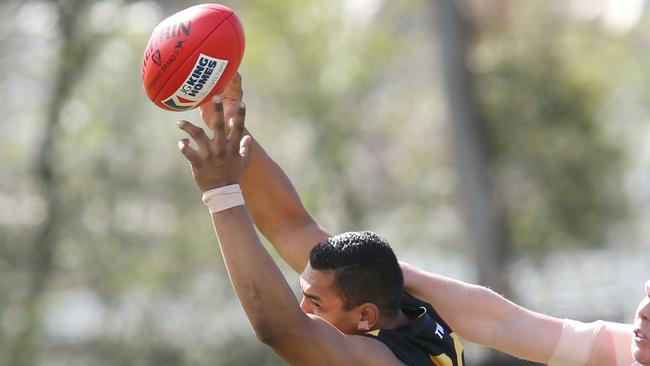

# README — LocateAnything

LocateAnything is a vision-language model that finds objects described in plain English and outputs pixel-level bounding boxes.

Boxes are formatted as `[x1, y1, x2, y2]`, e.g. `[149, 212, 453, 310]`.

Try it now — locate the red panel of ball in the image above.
[142, 4, 245, 111]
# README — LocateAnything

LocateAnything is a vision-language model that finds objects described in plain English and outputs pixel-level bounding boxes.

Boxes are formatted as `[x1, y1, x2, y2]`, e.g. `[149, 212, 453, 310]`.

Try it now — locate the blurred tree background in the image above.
[0, 0, 648, 365]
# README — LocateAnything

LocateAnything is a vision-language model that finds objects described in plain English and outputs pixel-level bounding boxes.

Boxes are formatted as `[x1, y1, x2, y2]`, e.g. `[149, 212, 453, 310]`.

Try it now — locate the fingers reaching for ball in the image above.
[210, 97, 227, 147]
[177, 101, 250, 192]
[219, 72, 244, 123]
[177, 137, 198, 165]
[200, 99, 216, 129]
[177, 120, 213, 158]
[227, 102, 246, 156]
[201, 73, 244, 130]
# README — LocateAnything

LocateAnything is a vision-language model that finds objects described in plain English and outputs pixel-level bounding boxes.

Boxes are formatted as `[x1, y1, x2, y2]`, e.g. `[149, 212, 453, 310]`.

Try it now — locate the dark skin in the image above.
[177, 96, 409, 365]
[213, 75, 643, 366]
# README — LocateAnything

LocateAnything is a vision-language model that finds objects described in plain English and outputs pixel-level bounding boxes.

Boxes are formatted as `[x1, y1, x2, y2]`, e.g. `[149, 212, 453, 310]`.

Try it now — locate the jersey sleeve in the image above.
[602, 321, 635, 366]
[548, 319, 635, 366]
[548, 319, 604, 366]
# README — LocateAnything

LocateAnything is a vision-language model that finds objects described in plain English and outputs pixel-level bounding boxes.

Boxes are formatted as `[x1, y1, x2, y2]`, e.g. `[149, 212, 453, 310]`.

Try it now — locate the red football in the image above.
[141, 4, 245, 111]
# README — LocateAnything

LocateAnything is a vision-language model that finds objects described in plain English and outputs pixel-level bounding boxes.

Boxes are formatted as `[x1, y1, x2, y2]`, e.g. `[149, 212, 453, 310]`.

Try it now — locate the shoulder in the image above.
[548, 319, 635, 366]
[589, 321, 634, 366]
[549, 319, 605, 366]
[600, 321, 634, 337]
[347, 334, 405, 366]
[303, 314, 405, 366]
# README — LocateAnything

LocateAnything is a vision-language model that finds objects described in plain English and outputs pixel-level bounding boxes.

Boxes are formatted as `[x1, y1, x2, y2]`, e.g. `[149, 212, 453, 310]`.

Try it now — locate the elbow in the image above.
[250, 315, 307, 347]
[250, 318, 289, 346]
[250, 317, 280, 345]
[253, 324, 276, 346]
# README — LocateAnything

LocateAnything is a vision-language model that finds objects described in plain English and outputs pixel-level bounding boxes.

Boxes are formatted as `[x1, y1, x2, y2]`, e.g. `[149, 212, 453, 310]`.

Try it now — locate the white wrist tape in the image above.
[202, 184, 245, 213]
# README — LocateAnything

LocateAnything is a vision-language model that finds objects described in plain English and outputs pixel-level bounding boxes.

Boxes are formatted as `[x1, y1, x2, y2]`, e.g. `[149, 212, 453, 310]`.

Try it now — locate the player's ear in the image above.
[356, 303, 380, 331]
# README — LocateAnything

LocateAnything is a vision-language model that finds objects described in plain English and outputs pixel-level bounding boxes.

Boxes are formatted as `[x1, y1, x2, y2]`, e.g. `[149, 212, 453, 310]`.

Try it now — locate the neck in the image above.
[374, 310, 410, 330]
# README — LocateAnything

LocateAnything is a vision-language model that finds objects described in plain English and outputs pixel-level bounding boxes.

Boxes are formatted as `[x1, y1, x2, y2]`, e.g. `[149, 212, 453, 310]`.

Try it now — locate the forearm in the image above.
[240, 134, 313, 238]
[401, 262, 503, 340]
[240, 134, 330, 272]
[211, 206, 307, 341]
[180, 98, 316, 348]
[212, 208, 367, 365]
[401, 262, 562, 362]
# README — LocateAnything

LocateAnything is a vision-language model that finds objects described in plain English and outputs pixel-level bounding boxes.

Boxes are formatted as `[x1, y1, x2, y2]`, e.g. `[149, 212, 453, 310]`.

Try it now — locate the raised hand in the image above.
[177, 96, 251, 192]
[201, 72, 243, 131]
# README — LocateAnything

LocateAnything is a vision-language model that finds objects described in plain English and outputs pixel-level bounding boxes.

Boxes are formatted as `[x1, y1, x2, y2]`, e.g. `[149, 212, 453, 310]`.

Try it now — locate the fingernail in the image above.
[240, 101, 246, 109]
[176, 120, 184, 128]
[213, 95, 221, 103]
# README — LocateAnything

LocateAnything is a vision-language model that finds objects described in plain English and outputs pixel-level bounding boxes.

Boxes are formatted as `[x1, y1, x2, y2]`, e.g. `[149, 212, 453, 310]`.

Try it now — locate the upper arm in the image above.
[271, 220, 331, 273]
[401, 262, 499, 342]
[265, 313, 400, 366]
[401, 262, 563, 363]
[491, 306, 563, 362]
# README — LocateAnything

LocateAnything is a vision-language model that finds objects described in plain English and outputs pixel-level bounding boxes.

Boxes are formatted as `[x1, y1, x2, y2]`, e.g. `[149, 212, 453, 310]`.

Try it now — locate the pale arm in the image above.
[400, 261, 563, 363]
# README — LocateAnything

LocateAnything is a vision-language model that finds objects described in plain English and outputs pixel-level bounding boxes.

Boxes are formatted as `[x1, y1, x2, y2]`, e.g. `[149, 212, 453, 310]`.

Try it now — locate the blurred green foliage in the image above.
[474, 1, 627, 252]
[0, 0, 644, 365]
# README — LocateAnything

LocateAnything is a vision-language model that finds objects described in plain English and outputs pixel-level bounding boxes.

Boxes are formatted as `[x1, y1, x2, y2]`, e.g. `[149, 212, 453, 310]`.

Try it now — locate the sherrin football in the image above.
[141, 4, 245, 111]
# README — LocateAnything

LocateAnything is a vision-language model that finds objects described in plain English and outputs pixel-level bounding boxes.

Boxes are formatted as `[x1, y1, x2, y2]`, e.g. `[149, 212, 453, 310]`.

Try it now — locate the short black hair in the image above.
[309, 231, 403, 318]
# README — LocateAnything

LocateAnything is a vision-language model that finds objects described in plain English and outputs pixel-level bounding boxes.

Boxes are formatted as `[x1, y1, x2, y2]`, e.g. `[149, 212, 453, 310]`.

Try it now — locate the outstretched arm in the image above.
[204, 75, 330, 273]
[204, 75, 569, 364]
[400, 261, 563, 363]
[177, 98, 395, 365]
[239, 137, 330, 272]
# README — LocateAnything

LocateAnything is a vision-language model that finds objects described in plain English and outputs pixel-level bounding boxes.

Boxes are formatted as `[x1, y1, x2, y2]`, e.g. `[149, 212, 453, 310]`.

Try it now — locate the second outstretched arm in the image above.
[400, 262, 563, 363]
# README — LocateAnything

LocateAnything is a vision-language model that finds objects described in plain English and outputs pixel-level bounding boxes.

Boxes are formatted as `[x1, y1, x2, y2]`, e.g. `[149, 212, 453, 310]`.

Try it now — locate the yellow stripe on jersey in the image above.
[429, 353, 453, 366]
[366, 329, 381, 336]
[451, 333, 464, 366]
[428, 333, 464, 366]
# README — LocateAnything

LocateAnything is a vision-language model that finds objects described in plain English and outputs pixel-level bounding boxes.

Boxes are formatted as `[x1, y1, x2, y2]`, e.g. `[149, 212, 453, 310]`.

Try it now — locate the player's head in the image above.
[632, 280, 650, 364]
[299, 231, 403, 335]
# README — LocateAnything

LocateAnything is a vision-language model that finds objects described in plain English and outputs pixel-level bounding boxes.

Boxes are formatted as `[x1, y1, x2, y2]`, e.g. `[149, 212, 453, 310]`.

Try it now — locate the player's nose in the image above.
[640, 302, 650, 321]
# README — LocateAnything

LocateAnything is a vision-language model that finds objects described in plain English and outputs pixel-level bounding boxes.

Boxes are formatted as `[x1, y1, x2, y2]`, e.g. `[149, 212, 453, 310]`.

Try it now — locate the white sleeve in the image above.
[601, 321, 635, 366]
[548, 319, 604, 366]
